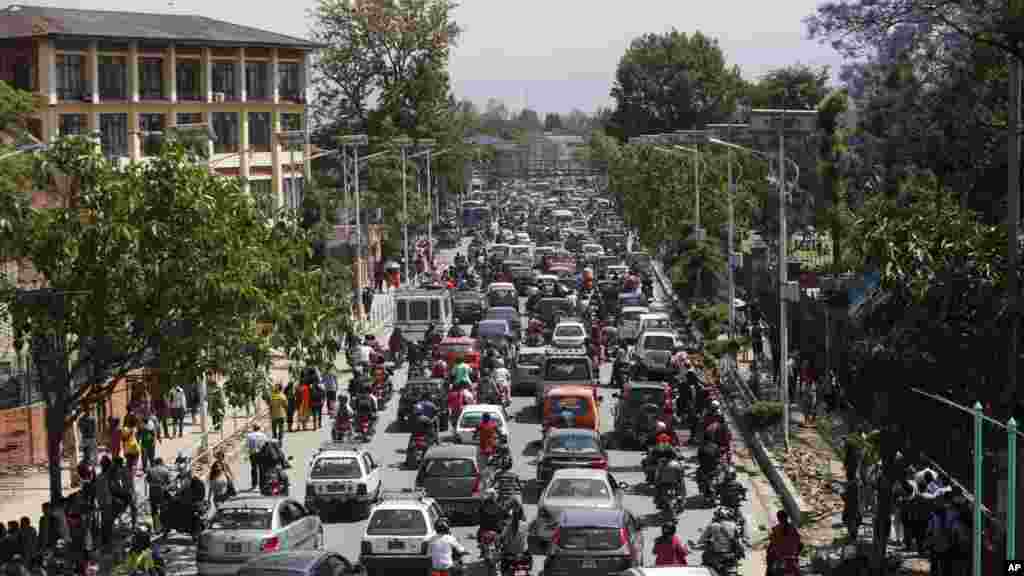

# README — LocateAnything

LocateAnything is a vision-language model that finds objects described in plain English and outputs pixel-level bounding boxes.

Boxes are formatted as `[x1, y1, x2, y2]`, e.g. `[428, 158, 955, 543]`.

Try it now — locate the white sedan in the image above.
[551, 321, 587, 349]
[453, 404, 509, 444]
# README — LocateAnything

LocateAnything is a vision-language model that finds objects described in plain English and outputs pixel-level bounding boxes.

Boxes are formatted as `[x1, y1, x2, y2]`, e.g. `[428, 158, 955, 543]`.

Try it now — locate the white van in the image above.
[393, 288, 453, 343]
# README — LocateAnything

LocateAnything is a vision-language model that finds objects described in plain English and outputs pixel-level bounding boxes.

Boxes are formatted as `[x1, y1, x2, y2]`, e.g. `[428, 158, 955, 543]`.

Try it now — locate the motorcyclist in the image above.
[491, 358, 511, 405]
[612, 344, 630, 386]
[448, 324, 465, 338]
[652, 521, 689, 566]
[257, 438, 290, 494]
[389, 327, 405, 363]
[701, 507, 744, 573]
[355, 387, 377, 425]
[432, 358, 449, 379]
[766, 510, 802, 576]
[430, 520, 467, 576]
[704, 401, 733, 464]
[413, 392, 440, 444]
[334, 395, 353, 440]
[477, 489, 512, 552]
[476, 412, 499, 458]
[452, 356, 473, 389]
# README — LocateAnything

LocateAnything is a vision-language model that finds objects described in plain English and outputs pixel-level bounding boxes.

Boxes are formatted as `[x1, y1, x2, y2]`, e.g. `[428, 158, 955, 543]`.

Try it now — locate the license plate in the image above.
[581, 559, 597, 569]
[225, 543, 243, 554]
[329, 484, 346, 492]
[388, 540, 404, 550]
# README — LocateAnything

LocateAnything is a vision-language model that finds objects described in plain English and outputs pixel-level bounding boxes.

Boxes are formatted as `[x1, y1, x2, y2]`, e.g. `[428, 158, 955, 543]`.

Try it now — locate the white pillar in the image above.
[270, 48, 280, 104]
[129, 109, 140, 160]
[236, 47, 246, 102]
[87, 40, 99, 103]
[39, 38, 56, 105]
[201, 47, 213, 103]
[271, 111, 282, 208]
[166, 44, 177, 103]
[239, 110, 250, 193]
[127, 41, 139, 103]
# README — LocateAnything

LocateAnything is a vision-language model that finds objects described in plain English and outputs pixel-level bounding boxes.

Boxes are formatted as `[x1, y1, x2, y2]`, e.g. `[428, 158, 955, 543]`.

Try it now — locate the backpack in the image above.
[930, 511, 959, 553]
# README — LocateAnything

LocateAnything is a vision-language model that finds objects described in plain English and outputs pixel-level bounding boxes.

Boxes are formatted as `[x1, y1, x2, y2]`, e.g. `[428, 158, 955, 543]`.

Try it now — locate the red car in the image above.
[434, 336, 481, 370]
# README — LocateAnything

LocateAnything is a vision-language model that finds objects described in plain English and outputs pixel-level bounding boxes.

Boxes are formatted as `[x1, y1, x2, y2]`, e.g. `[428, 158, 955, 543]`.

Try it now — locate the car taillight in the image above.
[620, 528, 629, 546]
[361, 542, 372, 555]
[414, 433, 427, 448]
[591, 458, 607, 469]
[471, 474, 481, 495]
[261, 536, 280, 552]
[551, 527, 560, 545]
[357, 483, 367, 495]
[480, 530, 497, 544]
[420, 542, 429, 554]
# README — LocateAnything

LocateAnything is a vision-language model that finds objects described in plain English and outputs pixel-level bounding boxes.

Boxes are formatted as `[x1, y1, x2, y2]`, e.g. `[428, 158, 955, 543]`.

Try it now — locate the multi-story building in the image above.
[0, 4, 318, 212]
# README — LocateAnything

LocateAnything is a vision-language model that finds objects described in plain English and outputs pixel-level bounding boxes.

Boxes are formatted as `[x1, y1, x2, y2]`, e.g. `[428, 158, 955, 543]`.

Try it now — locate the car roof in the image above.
[550, 467, 609, 480]
[424, 443, 479, 459]
[461, 403, 505, 413]
[626, 569, 715, 576]
[621, 306, 650, 312]
[518, 346, 547, 354]
[489, 282, 515, 289]
[641, 330, 677, 337]
[488, 306, 517, 313]
[545, 385, 594, 397]
[558, 507, 625, 528]
[218, 496, 284, 509]
[238, 550, 338, 573]
[628, 381, 667, 390]
[639, 312, 670, 319]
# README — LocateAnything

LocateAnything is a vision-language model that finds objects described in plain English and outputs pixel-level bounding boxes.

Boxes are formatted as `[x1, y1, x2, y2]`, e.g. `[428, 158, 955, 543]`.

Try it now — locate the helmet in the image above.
[338, 395, 348, 405]
[710, 400, 721, 412]
[435, 519, 450, 534]
[494, 358, 504, 369]
[484, 488, 498, 501]
[656, 421, 668, 433]
[482, 413, 492, 422]
[661, 522, 676, 536]
[713, 507, 729, 521]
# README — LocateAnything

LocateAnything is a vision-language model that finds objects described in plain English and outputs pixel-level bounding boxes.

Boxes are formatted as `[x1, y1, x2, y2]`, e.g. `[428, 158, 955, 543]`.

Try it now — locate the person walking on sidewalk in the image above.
[108, 417, 122, 460]
[311, 380, 325, 429]
[139, 415, 158, 471]
[171, 385, 187, 438]
[78, 408, 97, 467]
[153, 392, 169, 441]
[208, 462, 235, 509]
[245, 425, 269, 491]
[122, 425, 141, 477]
[323, 369, 338, 416]
[298, 380, 312, 431]
[146, 457, 171, 533]
[285, 383, 297, 432]
[269, 384, 287, 443]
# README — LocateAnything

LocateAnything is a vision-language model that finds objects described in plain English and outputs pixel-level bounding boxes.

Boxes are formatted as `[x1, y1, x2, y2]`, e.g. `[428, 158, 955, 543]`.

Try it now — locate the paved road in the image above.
[156, 240, 764, 575]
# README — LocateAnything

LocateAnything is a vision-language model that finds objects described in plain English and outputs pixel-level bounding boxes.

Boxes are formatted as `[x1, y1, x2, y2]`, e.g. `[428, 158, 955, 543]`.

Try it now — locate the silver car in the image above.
[512, 346, 547, 395]
[197, 496, 324, 576]
[527, 468, 624, 554]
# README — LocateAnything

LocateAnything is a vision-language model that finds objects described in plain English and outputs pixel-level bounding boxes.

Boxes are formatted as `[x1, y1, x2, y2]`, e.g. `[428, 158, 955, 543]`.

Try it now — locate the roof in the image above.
[518, 345, 547, 354]
[547, 427, 600, 439]
[557, 507, 624, 528]
[0, 4, 320, 48]
[488, 282, 515, 289]
[219, 496, 283, 509]
[626, 569, 715, 576]
[628, 381, 667, 390]
[424, 443, 479, 459]
[545, 385, 594, 396]
[550, 467, 609, 480]
[238, 550, 339, 573]
[461, 403, 504, 412]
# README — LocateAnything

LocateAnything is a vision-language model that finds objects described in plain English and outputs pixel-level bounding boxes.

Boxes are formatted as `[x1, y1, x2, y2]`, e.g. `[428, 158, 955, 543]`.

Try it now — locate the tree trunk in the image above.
[46, 397, 65, 505]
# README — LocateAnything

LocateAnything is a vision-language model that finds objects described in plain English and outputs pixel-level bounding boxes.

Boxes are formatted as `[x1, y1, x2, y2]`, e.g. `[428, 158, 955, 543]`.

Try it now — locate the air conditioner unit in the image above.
[213, 92, 226, 103]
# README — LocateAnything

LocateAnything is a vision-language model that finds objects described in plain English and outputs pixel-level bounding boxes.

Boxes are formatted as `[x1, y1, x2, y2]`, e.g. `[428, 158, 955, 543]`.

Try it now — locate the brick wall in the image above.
[0, 402, 46, 467]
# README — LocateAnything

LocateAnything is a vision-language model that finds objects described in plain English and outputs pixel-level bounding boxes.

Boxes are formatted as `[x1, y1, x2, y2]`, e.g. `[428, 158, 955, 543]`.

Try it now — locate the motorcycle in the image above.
[357, 414, 373, 442]
[332, 416, 352, 442]
[697, 462, 722, 504]
[701, 550, 740, 576]
[655, 483, 685, 516]
[158, 490, 208, 541]
[260, 465, 291, 496]
[503, 554, 531, 576]
[612, 361, 629, 388]
[477, 529, 503, 576]
[406, 430, 430, 469]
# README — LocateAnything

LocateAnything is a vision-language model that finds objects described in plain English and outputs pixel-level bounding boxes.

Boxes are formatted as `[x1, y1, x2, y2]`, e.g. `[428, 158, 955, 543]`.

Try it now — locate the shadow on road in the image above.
[521, 479, 541, 505]
[384, 420, 407, 434]
[521, 441, 541, 457]
[685, 494, 712, 510]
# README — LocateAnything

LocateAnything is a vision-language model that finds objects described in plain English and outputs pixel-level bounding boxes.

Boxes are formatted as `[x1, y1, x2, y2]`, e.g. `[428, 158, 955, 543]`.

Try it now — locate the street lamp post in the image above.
[393, 136, 414, 285]
[749, 108, 817, 451]
[673, 130, 713, 242]
[339, 134, 369, 318]
[707, 123, 751, 338]
[417, 139, 437, 263]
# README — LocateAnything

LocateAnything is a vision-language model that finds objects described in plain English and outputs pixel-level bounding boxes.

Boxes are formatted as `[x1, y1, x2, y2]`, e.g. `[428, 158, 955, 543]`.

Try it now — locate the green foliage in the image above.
[0, 81, 35, 134]
[746, 400, 784, 430]
[607, 29, 744, 140]
[745, 65, 831, 110]
[688, 302, 729, 341]
[704, 335, 747, 360]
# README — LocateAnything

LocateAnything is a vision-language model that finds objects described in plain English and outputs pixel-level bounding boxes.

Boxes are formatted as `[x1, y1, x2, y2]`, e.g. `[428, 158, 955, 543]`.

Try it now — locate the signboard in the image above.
[748, 109, 817, 135]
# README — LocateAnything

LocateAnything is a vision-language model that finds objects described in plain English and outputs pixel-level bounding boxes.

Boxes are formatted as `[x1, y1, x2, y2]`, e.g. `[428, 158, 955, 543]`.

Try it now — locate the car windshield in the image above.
[366, 509, 428, 536]
[490, 289, 515, 300]
[642, 318, 671, 331]
[557, 527, 622, 550]
[518, 353, 545, 365]
[545, 359, 590, 380]
[478, 323, 509, 338]
[555, 325, 584, 338]
[424, 458, 476, 477]
[546, 396, 591, 418]
[620, 311, 645, 322]
[546, 478, 610, 499]
[643, 335, 675, 350]
[311, 457, 362, 479]
[209, 508, 273, 531]
[441, 343, 477, 355]
[547, 433, 600, 452]
[629, 388, 666, 407]
[459, 411, 500, 429]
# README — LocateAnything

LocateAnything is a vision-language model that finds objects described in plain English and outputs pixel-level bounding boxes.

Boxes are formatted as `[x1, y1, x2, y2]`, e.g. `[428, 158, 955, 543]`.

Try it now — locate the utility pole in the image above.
[1009, 41, 1021, 426]
[417, 139, 437, 267]
[749, 108, 817, 451]
[394, 136, 414, 284]
[707, 124, 751, 339]
[340, 134, 368, 317]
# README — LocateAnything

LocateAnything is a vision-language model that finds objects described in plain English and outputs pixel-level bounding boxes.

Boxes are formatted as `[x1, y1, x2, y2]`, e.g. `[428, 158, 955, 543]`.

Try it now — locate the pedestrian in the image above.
[269, 384, 287, 443]
[77, 408, 97, 467]
[208, 462, 234, 508]
[18, 517, 36, 569]
[802, 362, 818, 425]
[111, 456, 137, 530]
[171, 385, 187, 438]
[153, 392, 169, 441]
[94, 457, 113, 547]
[145, 457, 171, 534]
[311, 380, 325, 429]
[245, 424, 268, 491]
[322, 369, 338, 416]
[122, 425, 141, 477]
[285, 383, 297, 432]
[375, 259, 385, 293]
[108, 417, 122, 460]
[927, 488, 967, 576]
[298, 381, 312, 431]
[362, 287, 374, 320]
[139, 415, 157, 471]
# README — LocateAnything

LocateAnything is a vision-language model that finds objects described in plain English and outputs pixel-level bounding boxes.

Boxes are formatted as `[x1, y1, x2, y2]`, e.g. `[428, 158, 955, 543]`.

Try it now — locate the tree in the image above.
[746, 64, 831, 110]
[0, 138, 324, 502]
[562, 109, 593, 135]
[607, 29, 744, 141]
[817, 89, 854, 273]
[515, 108, 542, 132]
[543, 113, 563, 131]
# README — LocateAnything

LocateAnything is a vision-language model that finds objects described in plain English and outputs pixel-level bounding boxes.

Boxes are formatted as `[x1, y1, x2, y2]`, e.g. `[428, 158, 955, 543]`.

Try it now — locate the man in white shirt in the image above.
[245, 424, 269, 491]
[491, 359, 511, 404]
[430, 519, 466, 573]
[171, 385, 188, 438]
[357, 341, 373, 366]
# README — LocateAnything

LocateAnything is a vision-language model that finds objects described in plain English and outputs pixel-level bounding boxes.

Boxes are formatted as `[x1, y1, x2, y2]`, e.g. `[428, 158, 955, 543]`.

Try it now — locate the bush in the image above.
[704, 335, 749, 360]
[747, 400, 784, 430]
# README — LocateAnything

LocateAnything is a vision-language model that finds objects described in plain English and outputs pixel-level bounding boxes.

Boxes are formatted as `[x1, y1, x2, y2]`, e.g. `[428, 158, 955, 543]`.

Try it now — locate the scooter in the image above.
[357, 414, 373, 442]
[477, 529, 503, 576]
[332, 416, 352, 443]
[406, 430, 431, 469]
[260, 464, 291, 496]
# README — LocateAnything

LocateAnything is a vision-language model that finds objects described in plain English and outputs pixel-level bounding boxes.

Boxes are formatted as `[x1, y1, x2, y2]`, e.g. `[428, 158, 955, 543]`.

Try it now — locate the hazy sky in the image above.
[19, 0, 845, 115]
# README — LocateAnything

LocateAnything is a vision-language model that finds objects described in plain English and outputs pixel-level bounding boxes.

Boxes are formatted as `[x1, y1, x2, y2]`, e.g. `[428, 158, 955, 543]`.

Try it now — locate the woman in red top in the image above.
[653, 522, 688, 566]
[767, 510, 802, 575]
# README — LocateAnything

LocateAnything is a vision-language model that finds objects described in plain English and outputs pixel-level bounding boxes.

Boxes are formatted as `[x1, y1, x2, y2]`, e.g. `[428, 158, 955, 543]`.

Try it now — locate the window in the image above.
[642, 335, 674, 351]
[139, 58, 163, 99]
[212, 62, 235, 99]
[56, 54, 85, 100]
[408, 300, 428, 321]
[310, 457, 361, 479]
[458, 411, 500, 429]
[283, 177, 304, 211]
[366, 509, 427, 536]
[280, 113, 302, 131]
[278, 62, 300, 100]
[177, 112, 202, 126]
[423, 458, 476, 477]
[546, 478, 610, 499]
[138, 113, 165, 156]
[396, 300, 408, 322]
[430, 299, 441, 321]
[248, 112, 271, 152]
[547, 432, 600, 452]
[99, 113, 128, 158]
[98, 56, 126, 100]
[518, 353, 545, 366]
[12, 62, 32, 92]
[59, 114, 87, 136]
[628, 388, 665, 407]
[211, 112, 239, 154]
[544, 359, 590, 380]
[209, 508, 272, 530]
[554, 325, 584, 338]
[245, 61, 269, 100]
[547, 396, 591, 419]
[250, 180, 275, 215]
[176, 60, 201, 100]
